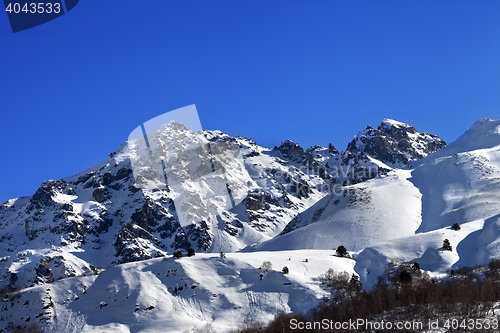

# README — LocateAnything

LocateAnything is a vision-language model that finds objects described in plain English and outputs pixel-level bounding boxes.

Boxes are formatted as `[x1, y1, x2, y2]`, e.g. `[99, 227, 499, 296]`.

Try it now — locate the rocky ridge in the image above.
[346, 119, 446, 167]
[0, 119, 445, 289]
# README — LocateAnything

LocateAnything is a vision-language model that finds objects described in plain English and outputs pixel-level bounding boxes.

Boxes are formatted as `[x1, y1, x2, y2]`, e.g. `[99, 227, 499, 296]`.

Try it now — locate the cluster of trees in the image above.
[318, 269, 361, 303]
[336, 237, 456, 258]
[259, 261, 290, 275]
[173, 248, 196, 259]
[230, 257, 500, 333]
[183, 323, 217, 333]
[5, 323, 43, 333]
[375, 258, 426, 287]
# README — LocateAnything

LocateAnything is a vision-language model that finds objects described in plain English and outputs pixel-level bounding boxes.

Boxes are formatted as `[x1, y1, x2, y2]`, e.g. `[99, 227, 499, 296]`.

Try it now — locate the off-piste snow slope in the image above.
[249, 118, 446, 253]
[355, 118, 500, 287]
[252, 118, 500, 290]
[0, 250, 356, 333]
[0, 118, 442, 292]
[1, 118, 499, 332]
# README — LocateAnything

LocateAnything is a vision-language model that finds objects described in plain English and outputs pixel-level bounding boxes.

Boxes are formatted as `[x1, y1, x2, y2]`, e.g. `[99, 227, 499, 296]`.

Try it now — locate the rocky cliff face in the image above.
[0, 119, 445, 290]
[255, 119, 447, 250]
[0, 125, 324, 289]
[346, 119, 446, 167]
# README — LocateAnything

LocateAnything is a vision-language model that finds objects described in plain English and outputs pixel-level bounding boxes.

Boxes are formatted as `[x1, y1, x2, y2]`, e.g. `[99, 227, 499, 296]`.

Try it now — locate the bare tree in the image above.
[191, 323, 217, 333]
[7, 323, 43, 333]
[260, 261, 272, 272]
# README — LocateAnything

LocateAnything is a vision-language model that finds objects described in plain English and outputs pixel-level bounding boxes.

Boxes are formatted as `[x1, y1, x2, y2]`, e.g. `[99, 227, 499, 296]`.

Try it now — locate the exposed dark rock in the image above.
[157, 216, 181, 239]
[171, 232, 191, 250]
[244, 151, 260, 158]
[73, 172, 95, 186]
[61, 203, 73, 211]
[109, 183, 123, 190]
[329, 143, 339, 154]
[0, 119, 450, 291]
[130, 203, 158, 230]
[83, 173, 103, 189]
[275, 140, 306, 163]
[224, 219, 243, 236]
[113, 224, 157, 264]
[304, 149, 320, 169]
[245, 193, 264, 211]
[102, 172, 114, 186]
[29, 180, 74, 209]
[281, 215, 301, 235]
[8, 271, 17, 288]
[186, 221, 212, 251]
[94, 214, 113, 234]
[346, 120, 446, 166]
[103, 168, 133, 186]
[244, 190, 280, 212]
[92, 188, 107, 203]
[290, 181, 311, 199]
[35, 259, 53, 284]
[63, 220, 86, 242]
[128, 185, 141, 193]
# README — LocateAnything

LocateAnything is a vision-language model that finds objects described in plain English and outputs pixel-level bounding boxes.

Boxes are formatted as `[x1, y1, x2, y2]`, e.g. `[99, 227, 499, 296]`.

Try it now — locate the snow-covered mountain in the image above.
[355, 118, 500, 284]
[1, 119, 421, 292]
[251, 169, 422, 252]
[253, 118, 500, 292]
[249, 119, 447, 252]
[346, 118, 446, 168]
[0, 125, 323, 290]
[3, 118, 500, 332]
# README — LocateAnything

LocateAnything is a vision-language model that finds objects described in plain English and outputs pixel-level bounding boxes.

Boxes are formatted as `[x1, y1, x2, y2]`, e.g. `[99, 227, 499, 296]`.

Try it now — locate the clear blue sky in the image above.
[1, 0, 499, 203]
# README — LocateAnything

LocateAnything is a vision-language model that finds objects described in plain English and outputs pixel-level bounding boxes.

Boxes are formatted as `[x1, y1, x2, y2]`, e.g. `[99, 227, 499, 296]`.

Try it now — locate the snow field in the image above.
[2, 250, 355, 333]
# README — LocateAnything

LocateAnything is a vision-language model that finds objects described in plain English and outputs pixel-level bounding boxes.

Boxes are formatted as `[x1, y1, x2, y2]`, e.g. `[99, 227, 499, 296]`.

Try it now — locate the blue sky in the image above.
[1, 0, 499, 203]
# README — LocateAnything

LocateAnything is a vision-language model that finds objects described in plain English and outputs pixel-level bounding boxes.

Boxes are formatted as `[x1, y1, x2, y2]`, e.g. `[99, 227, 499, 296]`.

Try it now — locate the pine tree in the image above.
[411, 262, 421, 272]
[336, 245, 350, 258]
[443, 239, 452, 251]
[399, 270, 412, 283]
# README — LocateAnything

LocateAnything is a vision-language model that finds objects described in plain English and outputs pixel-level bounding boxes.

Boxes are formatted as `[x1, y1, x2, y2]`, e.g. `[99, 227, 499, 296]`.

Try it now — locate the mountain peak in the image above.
[435, 118, 500, 156]
[470, 118, 500, 133]
[275, 140, 305, 161]
[347, 119, 446, 167]
[380, 118, 413, 130]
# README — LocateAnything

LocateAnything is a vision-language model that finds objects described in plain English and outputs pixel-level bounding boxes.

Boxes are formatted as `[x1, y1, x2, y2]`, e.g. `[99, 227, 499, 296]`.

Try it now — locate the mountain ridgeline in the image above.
[3, 118, 500, 333]
[0, 117, 481, 292]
